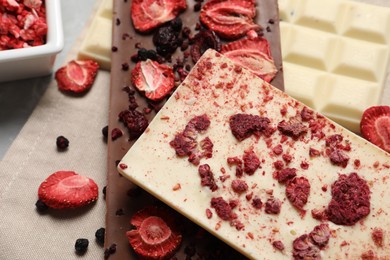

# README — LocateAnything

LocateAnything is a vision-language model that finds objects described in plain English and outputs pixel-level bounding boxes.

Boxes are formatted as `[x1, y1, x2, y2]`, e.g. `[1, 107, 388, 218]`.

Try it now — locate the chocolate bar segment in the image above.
[106, 0, 284, 258]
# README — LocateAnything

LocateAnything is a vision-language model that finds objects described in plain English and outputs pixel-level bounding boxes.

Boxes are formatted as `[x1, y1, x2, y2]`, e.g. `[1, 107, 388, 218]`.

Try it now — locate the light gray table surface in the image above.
[0, 0, 97, 159]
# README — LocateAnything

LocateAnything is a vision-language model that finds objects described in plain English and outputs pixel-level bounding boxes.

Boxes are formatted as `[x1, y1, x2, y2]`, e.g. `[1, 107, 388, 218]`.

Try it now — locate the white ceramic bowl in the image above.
[0, 0, 64, 82]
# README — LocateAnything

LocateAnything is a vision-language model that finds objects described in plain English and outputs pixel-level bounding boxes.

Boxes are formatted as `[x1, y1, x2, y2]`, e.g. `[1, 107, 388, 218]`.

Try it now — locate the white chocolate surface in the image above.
[77, 0, 112, 70]
[279, 0, 390, 133]
[118, 50, 390, 259]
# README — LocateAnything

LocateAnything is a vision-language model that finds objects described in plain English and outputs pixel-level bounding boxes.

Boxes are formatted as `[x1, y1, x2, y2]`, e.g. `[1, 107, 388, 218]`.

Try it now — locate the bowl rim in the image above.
[0, 0, 64, 62]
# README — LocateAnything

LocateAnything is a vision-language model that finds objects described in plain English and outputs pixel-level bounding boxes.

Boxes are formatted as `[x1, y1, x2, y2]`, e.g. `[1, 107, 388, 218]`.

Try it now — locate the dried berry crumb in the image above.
[104, 243, 117, 259]
[95, 227, 105, 245]
[111, 128, 123, 140]
[56, 136, 69, 150]
[75, 238, 89, 255]
[35, 199, 48, 212]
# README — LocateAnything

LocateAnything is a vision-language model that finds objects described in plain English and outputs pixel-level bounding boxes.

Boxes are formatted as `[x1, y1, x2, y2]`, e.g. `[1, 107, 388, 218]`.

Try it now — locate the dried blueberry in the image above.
[153, 24, 181, 56]
[170, 17, 183, 31]
[95, 227, 105, 245]
[190, 30, 221, 63]
[137, 48, 158, 61]
[75, 238, 89, 254]
[102, 125, 108, 139]
[56, 136, 69, 150]
[35, 199, 48, 212]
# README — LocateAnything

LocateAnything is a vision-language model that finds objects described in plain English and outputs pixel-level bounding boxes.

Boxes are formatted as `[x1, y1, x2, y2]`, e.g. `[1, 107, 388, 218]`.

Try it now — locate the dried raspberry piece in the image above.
[231, 179, 248, 194]
[272, 240, 284, 251]
[55, 60, 99, 94]
[300, 107, 315, 122]
[198, 164, 218, 191]
[273, 168, 297, 184]
[210, 197, 234, 221]
[242, 149, 260, 175]
[199, 0, 261, 39]
[286, 177, 310, 212]
[329, 149, 349, 168]
[118, 110, 148, 139]
[292, 234, 321, 260]
[278, 117, 308, 139]
[360, 106, 390, 153]
[126, 206, 182, 259]
[221, 33, 277, 82]
[38, 171, 98, 209]
[131, 0, 186, 32]
[190, 30, 221, 63]
[264, 197, 282, 215]
[229, 113, 273, 141]
[251, 197, 262, 209]
[371, 228, 384, 247]
[131, 59, 175, 101]
[309, 224, 330, 248]
[326, 172, 370, 226]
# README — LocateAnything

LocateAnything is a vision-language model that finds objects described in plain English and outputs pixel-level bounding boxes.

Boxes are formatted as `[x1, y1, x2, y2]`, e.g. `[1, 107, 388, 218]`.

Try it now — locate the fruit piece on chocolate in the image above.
[118, 50, 390, 259]
[126, 206, 182, 259]
[190, 30, 221, 63]
[131, 0, 186, 33]
[131, 59, 175, 101]
[221, 31, 277, 82]
[199, 0, 261, 39]
[360, 106, 390, 153]
[55, 60, 99, 94]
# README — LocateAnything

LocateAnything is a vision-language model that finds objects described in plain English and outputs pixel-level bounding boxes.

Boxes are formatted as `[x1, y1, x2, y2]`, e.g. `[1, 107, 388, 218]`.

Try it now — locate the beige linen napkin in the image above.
[0, 2, 110, 259]
[0, 70, 110, 260]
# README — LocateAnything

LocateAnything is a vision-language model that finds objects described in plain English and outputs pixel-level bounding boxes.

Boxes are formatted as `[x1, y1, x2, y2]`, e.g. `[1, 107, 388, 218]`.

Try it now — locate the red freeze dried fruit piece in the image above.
[272, 240, 285, 251]
[329, 149, 349, 168]
[38, 171, 98, 209]
[309, 224, 330, 248]
[264, 197, 282, 215]
[326, 172, 370, 226]
[130, 0, 186, 32]
[242, 150, 260, 175]
[191, 30, 221, 63]
[286, 177, 310, 212]
[131, 59, 175, 101]
[199, 0, 261, 39]
[360, 106, 390, 153]
[118, 109, 149, 139]
[231, 179, 248, 194]
[126, 206, 182, 259]
[210, 197, 234, 221]
[278, 117, 308, 139]
[371, 228, 384, 247]
[198, 164, 218, 191]
[221, 33, 277, 82]
[55, 60, 99, 94]
[273, 167, 297, 184]
[292, 234, 321, 260]
[229, 113, 273, 141]
[170, 114, 212, 165]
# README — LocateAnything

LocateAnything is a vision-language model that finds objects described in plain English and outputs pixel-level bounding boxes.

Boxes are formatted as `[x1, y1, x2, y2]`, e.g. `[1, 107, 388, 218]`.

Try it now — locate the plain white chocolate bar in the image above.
[77, 0, 112, 70]
[279, 0, 390, 133]
[118, 49, 390, 259]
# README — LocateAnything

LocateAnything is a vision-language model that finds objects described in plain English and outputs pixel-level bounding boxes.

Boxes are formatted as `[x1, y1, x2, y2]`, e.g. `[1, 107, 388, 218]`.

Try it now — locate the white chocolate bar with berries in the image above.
[118, 49, 389, 259]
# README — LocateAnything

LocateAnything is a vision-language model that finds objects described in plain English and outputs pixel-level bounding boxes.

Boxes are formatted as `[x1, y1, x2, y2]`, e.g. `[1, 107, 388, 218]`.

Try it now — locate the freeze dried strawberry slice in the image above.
[360, 106, 390, 153]
[131, 0, 186, 32]
[126, 206, 182, 259]
[55, 60, 99, 94]
[131, 59, 175, 101]
[38, 171, 98, 209]
[199, 0, 261, 39]
[221, 33, 277, 82]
